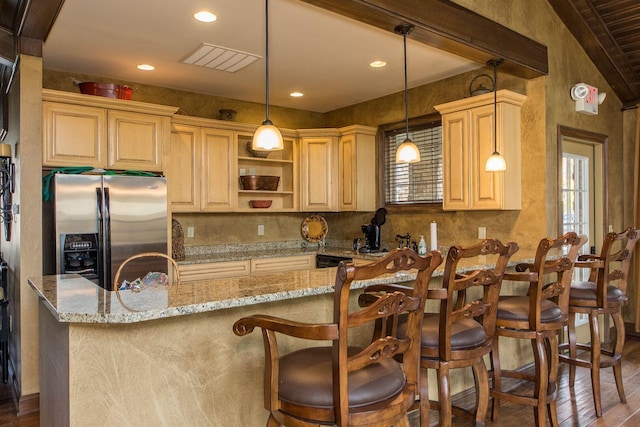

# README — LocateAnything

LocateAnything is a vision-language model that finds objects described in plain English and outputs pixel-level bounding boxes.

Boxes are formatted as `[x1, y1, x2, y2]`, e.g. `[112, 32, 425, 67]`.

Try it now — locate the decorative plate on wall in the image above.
[301, 214, 328, 242]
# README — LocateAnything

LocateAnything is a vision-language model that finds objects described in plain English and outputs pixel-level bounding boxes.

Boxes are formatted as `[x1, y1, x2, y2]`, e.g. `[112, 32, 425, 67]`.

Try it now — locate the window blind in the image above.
[384, 124, 443, 204]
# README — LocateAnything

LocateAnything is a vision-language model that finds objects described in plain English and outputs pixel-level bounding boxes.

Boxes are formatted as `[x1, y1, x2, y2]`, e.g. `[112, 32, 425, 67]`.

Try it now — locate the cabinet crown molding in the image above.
[434, 89, 527, 114]
[43, 89, 179, 116]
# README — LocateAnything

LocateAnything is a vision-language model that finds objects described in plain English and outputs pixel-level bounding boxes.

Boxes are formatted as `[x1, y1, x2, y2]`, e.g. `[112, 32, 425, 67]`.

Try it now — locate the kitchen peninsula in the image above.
[29, 262, 414, 426]
[29, 252, 532, 426]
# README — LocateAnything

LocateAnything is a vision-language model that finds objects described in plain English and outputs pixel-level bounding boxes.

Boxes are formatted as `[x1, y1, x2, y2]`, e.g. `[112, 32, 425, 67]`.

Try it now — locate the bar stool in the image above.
[559, 227, 639, 417]
[490, 232, 587, 427]
[233, 248, 442, 427]
[361, 239, 519, 426]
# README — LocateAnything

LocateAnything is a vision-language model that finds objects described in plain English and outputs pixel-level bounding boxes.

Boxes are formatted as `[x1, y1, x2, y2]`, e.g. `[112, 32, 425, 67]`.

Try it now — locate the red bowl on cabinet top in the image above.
[78, 82, 133, 100]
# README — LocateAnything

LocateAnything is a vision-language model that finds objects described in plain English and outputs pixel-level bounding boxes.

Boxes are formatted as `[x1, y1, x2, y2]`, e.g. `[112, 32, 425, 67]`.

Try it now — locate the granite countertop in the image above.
[28, 267, 412, 324]
[28, 252, 535, 325]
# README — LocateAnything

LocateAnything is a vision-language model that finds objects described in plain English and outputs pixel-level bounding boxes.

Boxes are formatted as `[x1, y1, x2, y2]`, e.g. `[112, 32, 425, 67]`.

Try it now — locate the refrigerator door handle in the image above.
[96, 187, 105, 287]
[103, 187, 112, 289]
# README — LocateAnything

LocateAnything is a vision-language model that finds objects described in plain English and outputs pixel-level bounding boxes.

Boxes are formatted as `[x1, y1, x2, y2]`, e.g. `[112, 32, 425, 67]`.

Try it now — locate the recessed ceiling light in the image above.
[290, 92, 304, 98]
[369, 60, 387, 68]
[137, 64, 155, 71]
[194, 11, 217, 23]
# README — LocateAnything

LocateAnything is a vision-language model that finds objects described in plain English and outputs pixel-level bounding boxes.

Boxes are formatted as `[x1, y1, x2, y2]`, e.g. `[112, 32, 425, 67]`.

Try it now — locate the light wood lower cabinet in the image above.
[250, 255, 315, 275]
[179, 260, 251, 282]
[179, 254, 315, 282]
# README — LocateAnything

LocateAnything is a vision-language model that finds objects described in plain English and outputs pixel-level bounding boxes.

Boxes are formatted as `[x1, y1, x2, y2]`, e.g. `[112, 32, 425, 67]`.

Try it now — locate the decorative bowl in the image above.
[219, 109, 237, 121]
[240, 175, 280, 191]
[245, 141, 270, 158]
[77, 82, 132, 100]
[249, 200, 272, 208]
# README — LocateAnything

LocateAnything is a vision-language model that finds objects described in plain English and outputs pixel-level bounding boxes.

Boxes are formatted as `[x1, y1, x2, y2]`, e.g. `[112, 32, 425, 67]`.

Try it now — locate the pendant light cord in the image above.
[403, 31, 409, 137]
[487, 58, 504, 153]
[264, 0, 271, 123]
[394, 24, 414, 138]
[493, 60, 497, 153]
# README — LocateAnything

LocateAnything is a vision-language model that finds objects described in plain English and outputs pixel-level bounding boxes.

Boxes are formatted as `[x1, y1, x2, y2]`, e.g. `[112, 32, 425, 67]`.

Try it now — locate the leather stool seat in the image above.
[497, 296, 563, 322]
[279, 346, 405, 408]
[569, 281, 625, 304]
[420, 313, 486, 350]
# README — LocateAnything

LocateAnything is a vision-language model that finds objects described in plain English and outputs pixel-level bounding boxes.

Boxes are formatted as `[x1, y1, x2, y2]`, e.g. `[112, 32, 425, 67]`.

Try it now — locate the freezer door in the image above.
[52, 174, 103, 274]
[103, 175, 168, 290]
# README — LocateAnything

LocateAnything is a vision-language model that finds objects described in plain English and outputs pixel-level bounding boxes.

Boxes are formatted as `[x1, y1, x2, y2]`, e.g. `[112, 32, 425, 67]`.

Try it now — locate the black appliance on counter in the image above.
[361, 224, 381, 252]
[357, 208, 387, 253]
[316, 254, 353, 268]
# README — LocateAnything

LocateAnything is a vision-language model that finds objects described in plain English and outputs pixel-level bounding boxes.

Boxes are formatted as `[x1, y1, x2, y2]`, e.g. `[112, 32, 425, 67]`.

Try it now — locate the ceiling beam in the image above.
[0, 0, 65, 66]
[298, 0, 548, 79]
[20, 0, 65, 41]
[546, 0, 640, 109]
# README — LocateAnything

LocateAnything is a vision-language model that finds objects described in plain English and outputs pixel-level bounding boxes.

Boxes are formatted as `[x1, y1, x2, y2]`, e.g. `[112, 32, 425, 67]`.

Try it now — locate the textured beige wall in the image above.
[43, 69, 327, 130]
[1, 55, 44, 398]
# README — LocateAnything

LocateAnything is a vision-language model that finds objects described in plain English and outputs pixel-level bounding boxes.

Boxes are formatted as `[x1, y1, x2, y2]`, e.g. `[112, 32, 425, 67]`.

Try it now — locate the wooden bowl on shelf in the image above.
[240, 175, 280, 191]
[249, 200, 272, 208]
[245, 141, 270, 158]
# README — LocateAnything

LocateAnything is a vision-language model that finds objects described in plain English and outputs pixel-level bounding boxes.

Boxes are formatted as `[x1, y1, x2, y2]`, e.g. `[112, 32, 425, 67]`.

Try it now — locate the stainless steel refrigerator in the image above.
[43, 173, 168, 290]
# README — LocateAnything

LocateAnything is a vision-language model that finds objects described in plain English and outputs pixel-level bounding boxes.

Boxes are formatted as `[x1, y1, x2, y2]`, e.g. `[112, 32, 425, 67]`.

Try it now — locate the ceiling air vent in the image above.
[181, 43, 261, 73]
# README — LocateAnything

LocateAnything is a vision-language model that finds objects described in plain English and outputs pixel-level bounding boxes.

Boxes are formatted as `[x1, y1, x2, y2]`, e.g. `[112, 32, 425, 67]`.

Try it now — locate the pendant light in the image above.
[394, 24, 420, 164]
[252, 0, 284, 151]
[485, 58, 506, 172]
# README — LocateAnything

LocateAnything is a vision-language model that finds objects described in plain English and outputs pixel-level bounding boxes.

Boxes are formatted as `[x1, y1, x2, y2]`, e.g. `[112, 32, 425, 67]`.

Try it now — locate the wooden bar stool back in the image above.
[559, 227, 640, 417]
[490, 232, 587, 427]
[361, 239, 519, 427]
[233, 248, 442, 427]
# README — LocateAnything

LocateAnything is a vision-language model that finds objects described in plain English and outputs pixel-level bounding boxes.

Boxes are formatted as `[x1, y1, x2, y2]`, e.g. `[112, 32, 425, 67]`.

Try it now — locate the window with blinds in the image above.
[384, 122, 443, 204]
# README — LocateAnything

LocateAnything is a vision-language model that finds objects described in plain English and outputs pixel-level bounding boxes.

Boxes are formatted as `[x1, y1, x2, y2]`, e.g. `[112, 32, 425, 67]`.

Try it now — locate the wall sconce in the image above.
[0, 143, 14, 241]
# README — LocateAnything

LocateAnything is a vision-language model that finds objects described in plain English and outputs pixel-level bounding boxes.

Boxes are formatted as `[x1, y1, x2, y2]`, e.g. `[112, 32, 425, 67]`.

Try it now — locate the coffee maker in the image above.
[361, 224, 381, 252]
[356, 208, 387, 252]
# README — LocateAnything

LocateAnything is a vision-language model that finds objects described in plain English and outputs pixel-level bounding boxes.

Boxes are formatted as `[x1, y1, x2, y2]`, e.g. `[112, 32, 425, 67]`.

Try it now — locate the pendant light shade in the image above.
[485, 58, 506, 172]
[253, 0, 284, 151]
[394, 24, 420, 164]
[253, 120, 283, 150]
[396, 138, 421, 163]
[485, 152, 507, 171]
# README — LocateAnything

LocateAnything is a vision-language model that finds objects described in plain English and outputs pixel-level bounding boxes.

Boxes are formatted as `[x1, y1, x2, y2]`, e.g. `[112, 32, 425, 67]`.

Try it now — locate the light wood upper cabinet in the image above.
[169, 118, 236, 212]
[299, 126, 377, 212]
[201, 127, 236, 211]
[169, 124, 201, 212]
[299, 129, 340, 212]
[435, 90, 527, 211]
[338, 125, 377, 212]
[42, 102, 107, 168]
[236, 131, 298, 212]
[42, 89, 177, 171]
[169, 116, 297, 213]
[107, 110, 169, 172]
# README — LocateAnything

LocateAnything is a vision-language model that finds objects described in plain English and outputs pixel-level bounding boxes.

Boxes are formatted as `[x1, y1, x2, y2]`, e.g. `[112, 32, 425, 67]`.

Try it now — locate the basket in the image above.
[114, 252, 180, 312]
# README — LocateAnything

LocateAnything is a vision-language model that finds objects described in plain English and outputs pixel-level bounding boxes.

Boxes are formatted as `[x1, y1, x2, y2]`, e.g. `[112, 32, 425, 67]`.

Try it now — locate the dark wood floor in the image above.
[2, 339, 640, 426]
[419, 338, 640, 427]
